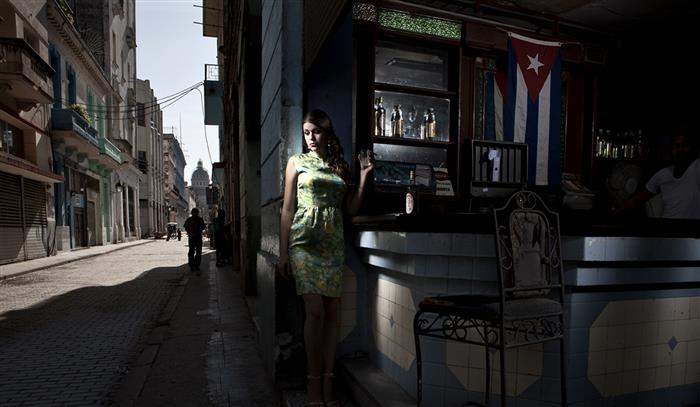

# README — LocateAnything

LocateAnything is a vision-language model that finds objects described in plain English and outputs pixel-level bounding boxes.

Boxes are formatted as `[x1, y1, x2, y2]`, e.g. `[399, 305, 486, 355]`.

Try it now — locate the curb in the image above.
[0, 240, 156, 281]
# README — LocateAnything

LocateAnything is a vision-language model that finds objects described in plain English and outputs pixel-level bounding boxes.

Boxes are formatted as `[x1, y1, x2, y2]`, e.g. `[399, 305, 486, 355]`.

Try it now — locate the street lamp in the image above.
[115, 181, 122, 192]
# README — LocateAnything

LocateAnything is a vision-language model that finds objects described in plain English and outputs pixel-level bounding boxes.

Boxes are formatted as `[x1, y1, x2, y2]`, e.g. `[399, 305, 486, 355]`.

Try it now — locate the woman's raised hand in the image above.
[358, 149, 375, 179]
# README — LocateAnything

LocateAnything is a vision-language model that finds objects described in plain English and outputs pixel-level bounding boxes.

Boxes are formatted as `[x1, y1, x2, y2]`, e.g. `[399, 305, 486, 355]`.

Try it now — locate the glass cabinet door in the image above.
[374, 41, 449, 91]
[374, 90, 450, 142]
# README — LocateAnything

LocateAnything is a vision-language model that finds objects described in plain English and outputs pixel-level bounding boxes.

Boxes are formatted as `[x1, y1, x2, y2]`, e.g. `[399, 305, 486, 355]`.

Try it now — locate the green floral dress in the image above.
[289, 151, 347, 298]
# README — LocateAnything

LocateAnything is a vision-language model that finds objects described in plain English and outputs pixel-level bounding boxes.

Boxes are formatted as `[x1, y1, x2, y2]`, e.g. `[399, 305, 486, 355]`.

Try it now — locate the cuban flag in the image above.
[503, 33, 562, 186]
[484, 71, 507, 141]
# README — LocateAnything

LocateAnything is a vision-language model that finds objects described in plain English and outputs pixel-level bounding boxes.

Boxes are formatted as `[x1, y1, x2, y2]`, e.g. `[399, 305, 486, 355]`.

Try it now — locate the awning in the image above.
[0, 152, 64, 184]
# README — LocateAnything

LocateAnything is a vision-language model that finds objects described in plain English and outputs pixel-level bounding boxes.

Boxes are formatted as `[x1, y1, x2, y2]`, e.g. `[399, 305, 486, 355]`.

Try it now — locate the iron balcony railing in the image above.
[0, 37, 54, 104]
[51, 108, 98, 147]
[98, 137, 121, 164]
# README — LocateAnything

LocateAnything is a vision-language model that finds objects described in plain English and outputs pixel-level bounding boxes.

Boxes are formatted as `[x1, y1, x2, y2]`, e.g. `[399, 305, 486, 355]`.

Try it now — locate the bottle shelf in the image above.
[372, 136, 454, 147]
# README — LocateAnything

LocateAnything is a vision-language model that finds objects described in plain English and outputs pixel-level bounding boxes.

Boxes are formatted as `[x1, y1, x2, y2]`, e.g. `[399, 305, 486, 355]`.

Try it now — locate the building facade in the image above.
[135, 78, 164, 237]
[75, 0, 141, 241]
[0, 0, 63, 264]
[47, 0, 124, 251]
[163, 132, 187, 227]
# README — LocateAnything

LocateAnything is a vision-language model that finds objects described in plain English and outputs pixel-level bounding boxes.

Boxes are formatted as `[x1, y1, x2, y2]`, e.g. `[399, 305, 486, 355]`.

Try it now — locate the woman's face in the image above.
[303, 122, 328, 156]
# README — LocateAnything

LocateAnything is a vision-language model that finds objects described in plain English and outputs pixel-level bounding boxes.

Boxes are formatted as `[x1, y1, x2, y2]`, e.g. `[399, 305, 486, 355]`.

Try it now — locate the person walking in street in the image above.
[177, 228, 182, 241]
[184, 208, 206, 274]
[277, 109, 374, 406]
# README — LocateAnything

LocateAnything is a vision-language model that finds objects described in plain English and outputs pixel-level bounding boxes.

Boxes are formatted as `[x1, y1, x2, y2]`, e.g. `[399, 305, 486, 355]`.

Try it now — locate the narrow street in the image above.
[0, 240, 278, 406]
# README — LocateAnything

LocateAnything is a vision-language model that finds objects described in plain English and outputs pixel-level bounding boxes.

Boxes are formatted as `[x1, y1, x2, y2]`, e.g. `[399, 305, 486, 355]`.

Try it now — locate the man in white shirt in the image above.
[616, 129, 700, 219]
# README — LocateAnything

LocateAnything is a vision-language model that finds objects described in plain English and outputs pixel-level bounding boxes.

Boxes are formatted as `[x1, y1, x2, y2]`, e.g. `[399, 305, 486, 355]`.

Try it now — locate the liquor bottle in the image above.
[425, 108, 437, 140]
[636, 129, 644, 159]
[596, 129, 604, 157]
[604, 129, 612, 158]
[375, 97, 386, 137]
[391, 104, 404, 138]
[420, 110, 428, 140]
[405, 170, 419, 215]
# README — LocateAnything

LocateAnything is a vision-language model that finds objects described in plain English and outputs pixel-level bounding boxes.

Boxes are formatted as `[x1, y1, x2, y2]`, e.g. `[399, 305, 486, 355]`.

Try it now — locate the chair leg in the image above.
[484, 326, 491, 406]
[413, 312, 423, 407]
[499, 325, 507, 407]
[560, 336, 567, 406]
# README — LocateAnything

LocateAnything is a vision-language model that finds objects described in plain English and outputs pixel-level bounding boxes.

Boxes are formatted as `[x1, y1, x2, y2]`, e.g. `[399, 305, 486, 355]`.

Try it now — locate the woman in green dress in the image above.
[278, 110, 374, 406]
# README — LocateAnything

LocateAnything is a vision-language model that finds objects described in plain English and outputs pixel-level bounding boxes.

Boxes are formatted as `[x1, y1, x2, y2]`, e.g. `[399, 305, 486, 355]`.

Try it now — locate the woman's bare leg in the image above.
[303, 294, 324, 403]
[322, 296, 340, 403]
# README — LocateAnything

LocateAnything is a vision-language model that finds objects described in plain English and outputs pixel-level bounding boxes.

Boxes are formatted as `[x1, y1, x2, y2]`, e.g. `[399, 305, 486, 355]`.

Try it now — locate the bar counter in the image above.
[348, 213, 700, 406]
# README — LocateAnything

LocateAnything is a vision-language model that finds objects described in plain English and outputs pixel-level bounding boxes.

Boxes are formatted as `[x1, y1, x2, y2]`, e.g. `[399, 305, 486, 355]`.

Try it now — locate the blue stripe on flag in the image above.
[526, 93, 539, 185]
[503, 38, 516, 143]
[548, 55, 562, 185]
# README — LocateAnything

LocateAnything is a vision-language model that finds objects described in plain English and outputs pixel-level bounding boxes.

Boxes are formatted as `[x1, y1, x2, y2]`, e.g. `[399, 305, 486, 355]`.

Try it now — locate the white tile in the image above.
[624, 324, 644, 347]
[516, 349, 540, 375]
[656, 343, 673, 366]
[641, 322, 658, 346]
[685, 361, 700, 384]
[638, 367, 656, 392]
[605, 349, 624, 373]
[654, 365, 671, 389]
[688, 319, 700, 340]
[671, 341, 688, 365]
[589, 326, 607, 351]
[690, 298, 700, 320]
[671, 363, 687, 386]
[639, 345, 658, 369]
[588, 351, 605, 375]
[606, 326, 625, 349]
[674, 297, 691, 320]
[673, 319, 690, 342]
[623, 348, 641, 371]
[468, 367, 485, 393]
[622, 370, 640, 394]
[606, 372, 623, 396]
[657, 320, 674, 344]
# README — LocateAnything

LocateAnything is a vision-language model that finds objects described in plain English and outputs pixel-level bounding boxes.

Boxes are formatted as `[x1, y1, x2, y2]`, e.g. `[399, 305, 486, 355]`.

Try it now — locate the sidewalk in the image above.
[0, 239, 153, 281]
[114, 248, 280, 406]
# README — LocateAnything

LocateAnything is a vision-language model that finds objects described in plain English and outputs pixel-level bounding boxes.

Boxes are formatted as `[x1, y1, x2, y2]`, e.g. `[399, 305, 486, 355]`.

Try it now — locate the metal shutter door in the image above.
[0, 171, 24, 264]
[23, 178, 48, 260]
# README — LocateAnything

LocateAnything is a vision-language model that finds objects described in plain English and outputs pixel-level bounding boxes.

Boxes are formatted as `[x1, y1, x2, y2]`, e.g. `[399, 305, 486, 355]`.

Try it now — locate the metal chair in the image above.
[413, 190, 567, 406]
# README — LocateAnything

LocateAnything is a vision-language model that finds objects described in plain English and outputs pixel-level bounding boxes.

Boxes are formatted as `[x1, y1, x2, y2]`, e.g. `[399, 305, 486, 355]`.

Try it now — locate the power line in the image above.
[55, 82, 203, 114]
[73, 86, 201, 121]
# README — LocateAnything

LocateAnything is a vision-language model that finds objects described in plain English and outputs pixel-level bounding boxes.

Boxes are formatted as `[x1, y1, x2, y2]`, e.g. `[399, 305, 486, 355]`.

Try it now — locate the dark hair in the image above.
[303, 109, 350, 183]
[191, 208, 199, 216]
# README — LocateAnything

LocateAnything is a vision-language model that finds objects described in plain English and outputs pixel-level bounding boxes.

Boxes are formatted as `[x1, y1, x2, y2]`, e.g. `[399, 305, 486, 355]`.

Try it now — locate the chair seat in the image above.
[419, 295, 562, 321]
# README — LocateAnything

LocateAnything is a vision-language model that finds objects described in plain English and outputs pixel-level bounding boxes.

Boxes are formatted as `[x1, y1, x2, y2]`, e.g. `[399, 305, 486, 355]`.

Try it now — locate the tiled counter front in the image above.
[355, 231, 700, 407]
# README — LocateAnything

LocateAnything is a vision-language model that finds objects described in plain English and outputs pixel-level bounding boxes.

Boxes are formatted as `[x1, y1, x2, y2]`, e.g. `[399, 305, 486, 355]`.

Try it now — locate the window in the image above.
[49, 44, 62, 109]
[0, 119, 25, 158]
[112, 32, 116, 63]
[66, 63, 76, 105]
[137, 102, 145, 126]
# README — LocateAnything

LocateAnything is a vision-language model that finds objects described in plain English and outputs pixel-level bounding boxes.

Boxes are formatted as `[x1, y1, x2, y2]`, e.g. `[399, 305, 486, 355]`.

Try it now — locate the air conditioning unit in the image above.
[584, 45, 607, 65]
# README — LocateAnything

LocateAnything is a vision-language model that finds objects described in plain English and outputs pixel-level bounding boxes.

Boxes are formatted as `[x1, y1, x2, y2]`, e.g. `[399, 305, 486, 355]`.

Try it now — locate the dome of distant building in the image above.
[191, 159, 210, 188]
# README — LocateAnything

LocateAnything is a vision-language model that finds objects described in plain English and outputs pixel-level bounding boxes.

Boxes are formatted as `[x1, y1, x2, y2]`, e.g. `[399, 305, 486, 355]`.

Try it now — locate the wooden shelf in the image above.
[372, 136, 454, 147]
[373, 83, 456, 98]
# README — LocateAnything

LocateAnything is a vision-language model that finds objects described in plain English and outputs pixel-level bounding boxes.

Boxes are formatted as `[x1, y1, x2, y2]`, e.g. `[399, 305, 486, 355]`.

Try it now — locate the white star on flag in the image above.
[526, 53, 544, 75]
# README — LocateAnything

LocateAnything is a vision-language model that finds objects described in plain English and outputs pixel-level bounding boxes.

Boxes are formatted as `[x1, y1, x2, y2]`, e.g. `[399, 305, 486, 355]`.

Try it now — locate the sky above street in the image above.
[135, 0, 219, 183]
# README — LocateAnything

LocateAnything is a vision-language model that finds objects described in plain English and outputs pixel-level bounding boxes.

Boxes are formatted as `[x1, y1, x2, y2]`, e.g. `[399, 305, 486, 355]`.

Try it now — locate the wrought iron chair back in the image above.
[493, 189, 564, 301]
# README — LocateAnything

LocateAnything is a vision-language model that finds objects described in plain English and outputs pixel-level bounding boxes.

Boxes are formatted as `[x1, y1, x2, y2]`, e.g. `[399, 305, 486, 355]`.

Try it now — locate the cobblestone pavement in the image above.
[0, 240, 189, 406]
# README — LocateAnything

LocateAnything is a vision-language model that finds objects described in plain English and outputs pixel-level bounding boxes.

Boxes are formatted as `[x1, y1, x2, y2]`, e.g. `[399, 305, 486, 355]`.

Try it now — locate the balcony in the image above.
[98, 137, 121, 164]
[0, 38, 54, 109]
[52, 108, 99, 147]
